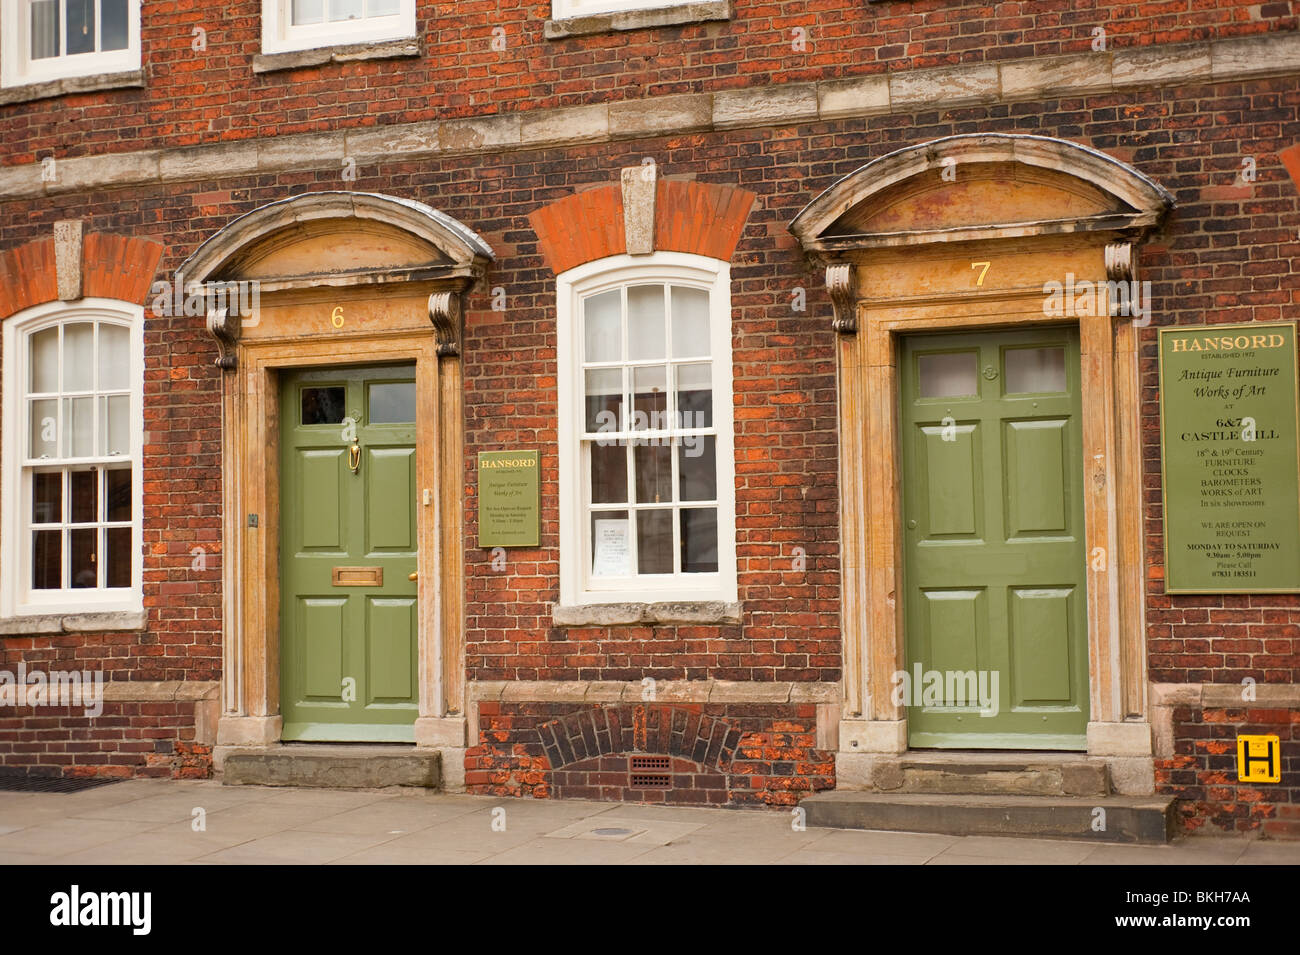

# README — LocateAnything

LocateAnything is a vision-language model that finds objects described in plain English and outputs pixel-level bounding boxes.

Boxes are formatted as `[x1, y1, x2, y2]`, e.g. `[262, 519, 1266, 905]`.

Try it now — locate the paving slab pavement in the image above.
[0, 778, 1294, 865]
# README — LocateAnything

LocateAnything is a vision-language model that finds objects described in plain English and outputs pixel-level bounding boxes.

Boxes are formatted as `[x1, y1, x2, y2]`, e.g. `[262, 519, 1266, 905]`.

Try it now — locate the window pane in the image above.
[680, 508, 718, 574]
[64, 323, 94, 390]
[66, 0, 95, 56]
[30, 399, 58, 458]
[1005, 346, 1067, 394]
[632, 365, 666, 430]
[31, 0, 59, 59]
[301, 386, 345, 425]
[70, 528, 97, 587]
[33, 530, 61, 589]
[590, 442, 626, 505]
[105, 527, 131, 587]
[292, 0, 324, 24]
[33, 472, 61, 523]
[105, 467, 131, 521]
[678, 436, 717, 501]
[636, 510, 673, 575]
[584, 368, 622, 433]
[98, 323, 129, 391]
[628, 285, 665, 360]
[591, 511, 630, 577]
[671, 286, 710, 358]
[369, 0, 400, 14]
[583, 290, 621, 363]
[368, 381, 415, 423]
[101, 0, 128, 50]
[70, 469, 97, 523]
[329, 0, 363, 20]
[633, 444, 671, 504]
[100, 394, 129, 455]
[64, 397, 94, 457]
[676, 363, 712, 429]
[917, 351, 977, 398]
[30, 327, 59, 393]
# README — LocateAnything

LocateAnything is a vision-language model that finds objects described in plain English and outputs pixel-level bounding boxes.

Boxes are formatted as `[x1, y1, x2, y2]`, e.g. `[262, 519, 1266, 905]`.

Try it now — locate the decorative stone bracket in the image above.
[826, 262, 856, 334]
[428, 288, 464, 357]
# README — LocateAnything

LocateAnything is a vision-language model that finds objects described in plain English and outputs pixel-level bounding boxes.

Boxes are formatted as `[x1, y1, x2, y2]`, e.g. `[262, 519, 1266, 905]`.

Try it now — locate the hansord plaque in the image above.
[477, 450, 540, 548]
[1158, 322, 1300, 593]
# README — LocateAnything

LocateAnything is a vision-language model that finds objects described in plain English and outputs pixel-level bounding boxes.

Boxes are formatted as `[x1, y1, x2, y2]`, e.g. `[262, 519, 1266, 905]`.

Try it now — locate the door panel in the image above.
[1004, 419, 1069, 535]
[902, 327, 1089, 749]
[301, 597, 346, 699]
[1008, 586, 1075, 704]
[300, 450, 344, 548]
[921, 424, 980, 536]
[281, 364, 419, 742]
[367, 447, 414, 550]
[924, 589, 984, 680]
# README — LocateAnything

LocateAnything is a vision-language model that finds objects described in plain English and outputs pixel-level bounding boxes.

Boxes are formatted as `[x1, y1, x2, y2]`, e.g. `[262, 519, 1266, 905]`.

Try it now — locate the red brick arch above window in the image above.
[0, 231, 163, 320]
[529, 178, 756, 275]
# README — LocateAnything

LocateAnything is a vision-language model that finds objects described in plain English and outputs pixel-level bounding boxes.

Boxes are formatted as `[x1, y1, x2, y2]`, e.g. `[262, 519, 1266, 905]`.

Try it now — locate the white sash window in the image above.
[558, 253, 736, 605]
[1, 300, 143, 615]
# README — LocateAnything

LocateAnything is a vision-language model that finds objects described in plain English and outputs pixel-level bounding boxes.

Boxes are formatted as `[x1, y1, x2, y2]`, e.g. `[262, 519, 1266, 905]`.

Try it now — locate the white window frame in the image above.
[552, 0, 693, 19]
[0, 0, 141, 88]
[557, 252, 736, 607]
[261, 0, 416, 55]
[0, 298, 144, 616]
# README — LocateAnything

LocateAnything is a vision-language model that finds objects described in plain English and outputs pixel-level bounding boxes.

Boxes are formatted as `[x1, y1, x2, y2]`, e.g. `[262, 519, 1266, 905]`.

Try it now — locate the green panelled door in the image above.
[280, 364, 420, 741]
[900, 327, 1090, 749]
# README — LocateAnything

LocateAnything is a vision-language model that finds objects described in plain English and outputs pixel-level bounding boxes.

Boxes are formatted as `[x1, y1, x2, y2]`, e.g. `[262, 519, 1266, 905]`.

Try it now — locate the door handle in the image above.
[349, 443, 360, 473]
[408, 572, 418, 581]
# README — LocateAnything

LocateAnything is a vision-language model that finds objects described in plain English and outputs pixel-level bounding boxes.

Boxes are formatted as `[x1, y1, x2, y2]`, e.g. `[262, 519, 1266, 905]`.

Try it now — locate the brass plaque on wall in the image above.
[478, 449, 540, 547]
[331, 566, 384, 587]
[1158, 322, 1300, 593]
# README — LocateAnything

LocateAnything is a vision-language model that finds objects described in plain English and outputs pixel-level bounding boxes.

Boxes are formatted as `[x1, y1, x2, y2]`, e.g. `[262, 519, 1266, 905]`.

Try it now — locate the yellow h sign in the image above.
[1236, 735, 1281, 783]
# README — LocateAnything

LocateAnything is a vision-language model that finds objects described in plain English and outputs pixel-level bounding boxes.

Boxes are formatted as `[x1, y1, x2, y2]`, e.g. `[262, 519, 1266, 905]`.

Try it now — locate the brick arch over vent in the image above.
[539, 704, 741, 772]
[528, 177, 756, 275]
[0, 230, 163, 319]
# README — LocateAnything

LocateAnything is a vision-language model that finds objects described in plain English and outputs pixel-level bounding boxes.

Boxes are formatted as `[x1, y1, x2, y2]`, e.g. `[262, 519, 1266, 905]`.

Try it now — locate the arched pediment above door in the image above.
[181, 191, 493, 367]
[790, 134, 1175, 254]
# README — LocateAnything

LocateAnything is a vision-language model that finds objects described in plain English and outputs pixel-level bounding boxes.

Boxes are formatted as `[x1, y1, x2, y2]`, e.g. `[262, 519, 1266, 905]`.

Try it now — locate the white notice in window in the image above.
[592, 518, 631, 576]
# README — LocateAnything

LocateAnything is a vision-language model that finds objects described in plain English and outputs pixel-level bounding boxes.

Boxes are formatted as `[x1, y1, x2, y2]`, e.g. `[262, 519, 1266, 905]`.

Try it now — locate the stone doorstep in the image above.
[220, 744, 441, 790]
[893, 752, 1111, 797]
[802, 792, 1177, 844]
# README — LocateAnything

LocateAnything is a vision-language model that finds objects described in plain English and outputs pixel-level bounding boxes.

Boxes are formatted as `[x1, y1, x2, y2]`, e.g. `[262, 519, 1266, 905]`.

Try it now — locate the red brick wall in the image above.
[0, 702, 208, 779]
[0, 1, 1295, 164]
[0, 72, 1297, 815]
[1158, 706, 1299, 837]
[468, 701, 834, 806]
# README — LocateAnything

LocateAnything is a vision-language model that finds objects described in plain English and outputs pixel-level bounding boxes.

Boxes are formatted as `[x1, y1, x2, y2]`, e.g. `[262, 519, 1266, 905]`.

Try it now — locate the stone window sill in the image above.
[545, 1, 731, 39]
[253, 38, 422, 74]
[552, 601, 741, 627]
[0, 69, 145, 106]
[0, 610, 147, 636]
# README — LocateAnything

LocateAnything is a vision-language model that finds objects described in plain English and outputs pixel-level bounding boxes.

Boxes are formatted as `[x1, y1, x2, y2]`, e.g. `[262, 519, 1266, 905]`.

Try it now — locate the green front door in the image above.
[900, 327, 1089, 749]
[280, 364, 419, 741]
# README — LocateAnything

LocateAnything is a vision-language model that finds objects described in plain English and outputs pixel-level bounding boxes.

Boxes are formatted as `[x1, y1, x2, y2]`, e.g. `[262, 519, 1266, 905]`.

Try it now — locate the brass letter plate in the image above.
[331, 566, 383, 587]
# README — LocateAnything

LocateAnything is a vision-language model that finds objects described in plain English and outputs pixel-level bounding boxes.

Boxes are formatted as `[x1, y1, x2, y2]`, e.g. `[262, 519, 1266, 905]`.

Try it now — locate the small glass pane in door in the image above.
[1005, 346, 1067, 394]
[917, 351, 978, 398]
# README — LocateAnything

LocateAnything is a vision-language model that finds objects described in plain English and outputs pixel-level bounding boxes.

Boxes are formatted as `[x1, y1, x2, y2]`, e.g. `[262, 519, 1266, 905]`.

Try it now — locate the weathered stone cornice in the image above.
[469, 679, 841, 704]
[2, 33, 1298, 200]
